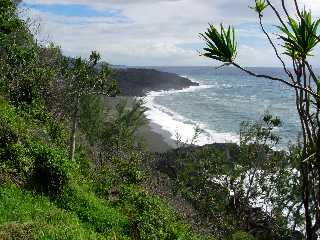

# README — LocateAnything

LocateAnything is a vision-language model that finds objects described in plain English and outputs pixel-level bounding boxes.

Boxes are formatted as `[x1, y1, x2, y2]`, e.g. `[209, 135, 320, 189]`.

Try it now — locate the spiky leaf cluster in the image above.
[278, 11, 320, 60]
[251, 0, 268, 16]
[201, 24, 237, 63]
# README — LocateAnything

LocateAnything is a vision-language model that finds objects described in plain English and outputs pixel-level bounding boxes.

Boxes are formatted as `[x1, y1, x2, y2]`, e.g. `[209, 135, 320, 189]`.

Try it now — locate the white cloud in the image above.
[21, 0, 320, 66]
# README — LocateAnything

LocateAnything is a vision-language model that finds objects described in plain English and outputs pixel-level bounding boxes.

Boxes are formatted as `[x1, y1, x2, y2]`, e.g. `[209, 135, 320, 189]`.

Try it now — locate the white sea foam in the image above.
[143, 84, 239, 146]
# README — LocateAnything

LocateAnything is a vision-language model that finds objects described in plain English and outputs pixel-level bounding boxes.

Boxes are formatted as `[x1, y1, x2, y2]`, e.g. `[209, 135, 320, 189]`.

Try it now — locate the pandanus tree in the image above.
[63, 51, 118, 162]
[201, 0, 320, 239]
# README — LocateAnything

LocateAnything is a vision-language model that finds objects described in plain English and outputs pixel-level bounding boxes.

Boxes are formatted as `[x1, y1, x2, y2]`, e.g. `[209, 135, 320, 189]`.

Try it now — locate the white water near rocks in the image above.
[144, 67, 300, 148]
[144, 87, 239, 146]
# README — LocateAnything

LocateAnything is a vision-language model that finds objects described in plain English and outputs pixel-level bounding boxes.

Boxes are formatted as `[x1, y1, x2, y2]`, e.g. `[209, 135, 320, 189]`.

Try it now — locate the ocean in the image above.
[143, 66, 300, 148]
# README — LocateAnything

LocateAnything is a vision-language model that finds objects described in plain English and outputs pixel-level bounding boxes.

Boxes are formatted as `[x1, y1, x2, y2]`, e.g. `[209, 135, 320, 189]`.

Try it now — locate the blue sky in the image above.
[21, 0, 320, 66]
[22, 3, 120, 17]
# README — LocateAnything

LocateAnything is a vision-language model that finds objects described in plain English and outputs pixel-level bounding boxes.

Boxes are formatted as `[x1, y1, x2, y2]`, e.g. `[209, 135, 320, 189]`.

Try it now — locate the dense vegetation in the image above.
[201, 0, 320, 239]
[155, 115, 305, 240]
[0, 1, 206, 239]
[1, 0, 316, 239]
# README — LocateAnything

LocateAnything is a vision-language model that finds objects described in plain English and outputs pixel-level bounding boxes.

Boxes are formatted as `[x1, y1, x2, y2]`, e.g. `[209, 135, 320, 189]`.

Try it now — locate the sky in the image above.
[20, 0, 320, 67]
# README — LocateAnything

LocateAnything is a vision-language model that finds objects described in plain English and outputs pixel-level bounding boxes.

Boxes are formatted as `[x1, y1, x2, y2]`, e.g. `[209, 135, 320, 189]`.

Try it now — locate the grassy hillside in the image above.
[0, 1, 217, 239]
[0, 1, 302, 239]
[0, 84, 208, 239]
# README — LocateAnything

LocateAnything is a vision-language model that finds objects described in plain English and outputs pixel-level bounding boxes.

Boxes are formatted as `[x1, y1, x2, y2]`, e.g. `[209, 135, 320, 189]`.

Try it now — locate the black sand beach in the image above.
[137, 121, 176, 153]
[105, 96, 176, 153]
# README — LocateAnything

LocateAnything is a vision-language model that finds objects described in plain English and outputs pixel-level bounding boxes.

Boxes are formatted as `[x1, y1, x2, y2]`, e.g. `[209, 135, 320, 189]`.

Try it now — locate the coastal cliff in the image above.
[112, 68, 199, 96]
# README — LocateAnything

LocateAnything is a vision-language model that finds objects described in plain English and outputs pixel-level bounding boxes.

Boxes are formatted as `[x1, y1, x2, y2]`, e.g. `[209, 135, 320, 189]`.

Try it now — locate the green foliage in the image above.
[201, 24, 237, 63]
[63, 53, 118, 107]
[250, 0, 268, 16]
[94, 150, 146, 197]
[158, 145, 239, 237]
[93, 98, 148, 192]
[102, 98, 147, 152]
[0, 66, 202, 239]
[114, 99, 147, 142]
[17, 102, 67, 146]
[89, 50, 101, 65]
[278, 11, 320, 59]
[0, 100, 32, 181]
[79, 95, 105, 145]
[46, 119, 67, 147]
[232, 231, 255, 240]
[59, 183, 130, 238]
[0, 98, 69, 185]
[234, 114, 303, 239]
[63, 51, 119, 161]
[29, 143, 72, 197]
[0, 101, 71, 196]
[115, 185, 195, 240]
[0, 0, 42, 104]
[0, 0, 28, 45]
[0, 184, 105, 240]
[240, 113, 282, 147]
[158, 114, 300, 239]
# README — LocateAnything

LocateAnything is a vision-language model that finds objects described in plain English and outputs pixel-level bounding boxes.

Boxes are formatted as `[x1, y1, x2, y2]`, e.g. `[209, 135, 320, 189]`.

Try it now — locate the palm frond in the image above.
[278, 11, 320, 59]
[200, 24, 237, 63]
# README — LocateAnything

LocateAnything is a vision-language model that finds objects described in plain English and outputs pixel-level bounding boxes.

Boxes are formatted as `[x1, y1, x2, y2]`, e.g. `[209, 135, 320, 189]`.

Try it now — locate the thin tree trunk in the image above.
[303, 163, 313, 240]
[69, 97, 79, 161]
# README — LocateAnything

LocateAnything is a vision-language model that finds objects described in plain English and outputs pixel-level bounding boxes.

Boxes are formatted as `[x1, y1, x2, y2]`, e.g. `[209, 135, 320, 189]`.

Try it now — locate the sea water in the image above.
[144, 66, 300, 148]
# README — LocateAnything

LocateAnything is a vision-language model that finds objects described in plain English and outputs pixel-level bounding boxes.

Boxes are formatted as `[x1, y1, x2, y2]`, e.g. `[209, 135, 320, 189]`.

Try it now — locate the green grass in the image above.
[59, 183, 130, 239]
[0, 184, 105, 240]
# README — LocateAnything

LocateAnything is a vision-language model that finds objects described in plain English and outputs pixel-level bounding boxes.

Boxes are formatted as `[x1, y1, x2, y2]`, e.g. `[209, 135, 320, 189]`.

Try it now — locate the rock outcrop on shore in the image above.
[111, 68, 199, 96]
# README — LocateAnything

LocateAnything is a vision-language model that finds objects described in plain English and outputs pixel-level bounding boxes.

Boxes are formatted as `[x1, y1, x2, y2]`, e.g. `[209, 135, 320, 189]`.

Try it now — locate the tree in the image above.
[101, 99, 147, 157]
[0, 0, 40, 104]
[200, 1, 320, 239]
[63, 52, 118, 162]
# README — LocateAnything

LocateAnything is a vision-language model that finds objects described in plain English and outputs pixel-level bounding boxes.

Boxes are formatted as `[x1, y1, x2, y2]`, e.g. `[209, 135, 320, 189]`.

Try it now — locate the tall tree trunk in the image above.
[69, 97, 79, 161]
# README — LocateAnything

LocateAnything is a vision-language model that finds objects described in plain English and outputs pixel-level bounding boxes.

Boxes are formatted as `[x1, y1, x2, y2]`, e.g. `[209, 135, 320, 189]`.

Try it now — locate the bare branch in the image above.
[305, 61, 319, 86]
[293, 0, 302, 19]
[266, 0, 287, 29]
[258, 15, 295, 83]
[281, 0, 291, 22]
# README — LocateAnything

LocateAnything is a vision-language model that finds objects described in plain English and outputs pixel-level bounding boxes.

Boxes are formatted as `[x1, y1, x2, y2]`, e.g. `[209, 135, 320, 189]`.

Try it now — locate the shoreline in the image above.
[137, 77, 203, 152]
[143, 85, 240, 148]
[137, 120, 177, 153]
[105, 96, 177, 153]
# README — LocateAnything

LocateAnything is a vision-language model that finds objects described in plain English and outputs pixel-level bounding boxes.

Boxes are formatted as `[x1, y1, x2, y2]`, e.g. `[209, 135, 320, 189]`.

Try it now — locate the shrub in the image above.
[0, 223, 35, 240]
[0, 98, 70, 188]
[0, 114, 31, 182]
[0, 120, 20, 165]
[46, 119, 67, 146]
[116, 185, 195, 240]
[29, 144, 72, 196]
[112, 151, 145, 184]
[94, 149, 146, 197]
[0, 121, 18, 148]
[17, 102, 67, 146]
[232, 231, 255, 240]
